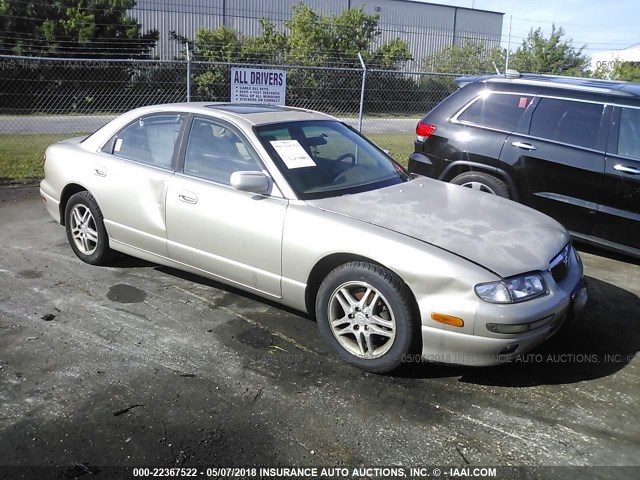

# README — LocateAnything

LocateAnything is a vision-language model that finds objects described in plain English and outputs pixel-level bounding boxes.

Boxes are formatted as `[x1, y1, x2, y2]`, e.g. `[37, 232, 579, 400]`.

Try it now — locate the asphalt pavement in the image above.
[0, 186, 638, 478]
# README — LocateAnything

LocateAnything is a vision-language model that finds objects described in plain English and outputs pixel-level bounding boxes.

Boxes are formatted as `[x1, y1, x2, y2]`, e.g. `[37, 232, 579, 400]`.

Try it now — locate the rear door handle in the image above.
[512, 141, 536, 151]
[94, 167, 106, 177]
[178, 191, 198, 204]
[614, 164, 640, 175]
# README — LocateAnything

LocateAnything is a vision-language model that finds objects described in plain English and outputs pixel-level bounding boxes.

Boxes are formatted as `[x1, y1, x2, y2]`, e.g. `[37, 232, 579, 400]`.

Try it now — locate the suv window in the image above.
[457, 92, 533, 132]
[529, 98, 603, 150]
[618, 107, 640, 159]
[111, 114, 183, 168]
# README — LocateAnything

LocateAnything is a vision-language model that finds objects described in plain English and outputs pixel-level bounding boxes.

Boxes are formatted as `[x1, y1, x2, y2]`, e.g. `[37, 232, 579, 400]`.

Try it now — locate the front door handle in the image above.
[94, 167, 107, 177]
[614, 164, 640, 175]
[178, 191, 198, 204]
[512, 141, 537, 151]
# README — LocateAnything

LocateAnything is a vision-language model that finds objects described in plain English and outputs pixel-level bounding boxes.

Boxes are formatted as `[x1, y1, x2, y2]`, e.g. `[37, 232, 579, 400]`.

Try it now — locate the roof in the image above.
[456, 73, 640, 98]
[120, 102, 338, 127]
[204, 103, 337, 126]
[80, 102, 339, 152]
[388, 0, 504, 16]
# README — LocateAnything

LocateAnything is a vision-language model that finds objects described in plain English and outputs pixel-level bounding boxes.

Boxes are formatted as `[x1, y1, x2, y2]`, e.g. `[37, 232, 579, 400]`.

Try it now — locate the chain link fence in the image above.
[0, 54, 457, 183]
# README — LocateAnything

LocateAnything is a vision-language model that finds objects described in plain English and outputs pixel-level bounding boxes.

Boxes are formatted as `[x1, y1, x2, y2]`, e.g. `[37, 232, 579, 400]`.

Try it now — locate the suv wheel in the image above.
[450, 172, 510, 198]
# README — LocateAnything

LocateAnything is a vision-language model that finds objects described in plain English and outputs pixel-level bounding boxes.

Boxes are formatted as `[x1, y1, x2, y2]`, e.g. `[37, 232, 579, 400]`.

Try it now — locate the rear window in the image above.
[109, 114, 184, 169]
[529, 98, 603, 150]
[456, 92, 533, 132]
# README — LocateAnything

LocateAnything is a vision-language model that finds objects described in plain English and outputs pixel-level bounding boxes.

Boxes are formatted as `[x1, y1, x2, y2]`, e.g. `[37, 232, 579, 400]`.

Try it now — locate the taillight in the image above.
[416, 121, 436, 141]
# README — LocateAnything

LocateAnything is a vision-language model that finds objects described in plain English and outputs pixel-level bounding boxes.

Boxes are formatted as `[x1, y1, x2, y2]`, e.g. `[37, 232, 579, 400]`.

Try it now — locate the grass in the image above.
[0, 131, 415, 183]
[367, 133, 414, 167]
[0, 133, 88, 183]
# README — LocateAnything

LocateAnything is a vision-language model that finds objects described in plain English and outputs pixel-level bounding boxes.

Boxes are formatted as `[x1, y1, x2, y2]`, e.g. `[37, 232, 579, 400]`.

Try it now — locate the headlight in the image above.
[475, 273, 547, 304]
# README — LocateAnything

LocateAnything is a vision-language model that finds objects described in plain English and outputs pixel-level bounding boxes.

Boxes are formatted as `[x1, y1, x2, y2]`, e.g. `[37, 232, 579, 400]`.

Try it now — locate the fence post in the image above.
[357, 52, 367, 133]
[505, 15, 512, 73]
[186, 42, 191, 102]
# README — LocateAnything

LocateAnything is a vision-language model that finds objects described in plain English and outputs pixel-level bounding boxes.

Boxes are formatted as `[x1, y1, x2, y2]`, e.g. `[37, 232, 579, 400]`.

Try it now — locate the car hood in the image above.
[306, 178, 570, 277]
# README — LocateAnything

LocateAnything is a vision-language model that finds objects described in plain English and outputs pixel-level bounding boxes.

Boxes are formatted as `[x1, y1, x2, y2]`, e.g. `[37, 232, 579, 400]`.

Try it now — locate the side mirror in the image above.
[230, 170, 270, 194]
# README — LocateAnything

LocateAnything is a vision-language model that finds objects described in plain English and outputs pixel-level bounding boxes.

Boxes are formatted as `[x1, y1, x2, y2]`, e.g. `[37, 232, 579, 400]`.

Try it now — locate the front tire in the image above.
[450, 171, 510, 198]
[315, 262, 419, 373]
[64, 191, 112, 265]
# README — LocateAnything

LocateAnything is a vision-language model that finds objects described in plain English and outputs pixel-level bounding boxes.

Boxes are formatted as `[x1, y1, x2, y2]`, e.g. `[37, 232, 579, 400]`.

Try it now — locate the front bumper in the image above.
[419, 248, 587, 367]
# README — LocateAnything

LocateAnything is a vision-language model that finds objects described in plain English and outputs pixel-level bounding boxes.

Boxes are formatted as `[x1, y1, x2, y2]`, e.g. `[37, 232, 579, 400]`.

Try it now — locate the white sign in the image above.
[231, 67, 286, 105]
[270, 140, 316, 169]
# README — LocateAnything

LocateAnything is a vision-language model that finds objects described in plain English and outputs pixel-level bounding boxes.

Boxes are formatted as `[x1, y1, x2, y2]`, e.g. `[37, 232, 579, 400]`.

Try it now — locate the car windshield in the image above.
[255, 120, 409, 199]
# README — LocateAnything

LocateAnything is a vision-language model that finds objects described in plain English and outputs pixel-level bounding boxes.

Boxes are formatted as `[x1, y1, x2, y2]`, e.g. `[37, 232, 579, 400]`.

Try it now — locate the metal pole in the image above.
[186, 42, 191, 102]
[357, 52, 366, 133]
[505, 15, 512, 73]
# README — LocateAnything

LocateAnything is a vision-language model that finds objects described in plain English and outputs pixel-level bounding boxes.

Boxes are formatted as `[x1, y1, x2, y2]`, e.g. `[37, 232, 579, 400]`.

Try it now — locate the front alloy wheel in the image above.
[316, 261, 419, 373]
[328, 281, 396, 359]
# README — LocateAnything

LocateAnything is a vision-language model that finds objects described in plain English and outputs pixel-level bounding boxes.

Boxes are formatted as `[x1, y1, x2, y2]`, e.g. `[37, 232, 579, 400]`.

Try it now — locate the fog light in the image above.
[486, 322, 528, 334]
[487, 313, 555, 335]
[500, 344, 518, 355]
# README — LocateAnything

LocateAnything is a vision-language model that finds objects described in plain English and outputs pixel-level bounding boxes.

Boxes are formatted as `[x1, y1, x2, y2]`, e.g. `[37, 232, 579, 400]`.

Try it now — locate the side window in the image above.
[457, 93, 533, 131]
[184, 117, 261, 185]
[529, 98, 603, 150]
[617, 107, 640, 159]
[111, 114, 183, 168]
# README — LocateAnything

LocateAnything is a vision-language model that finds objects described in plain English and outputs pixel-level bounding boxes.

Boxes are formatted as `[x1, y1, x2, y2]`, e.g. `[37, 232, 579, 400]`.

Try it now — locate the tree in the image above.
[0, 0, 157, 58]
[193, 26, 242, 63]
[190, 4, 413, 109]
[425, 41, 505, 74]
[283, 4, 411, 68]
[0, 0, 49, 55]
[508, 24, 589, 76]
[610, 62, 640, 82]
[191, 4, 412, 70]
[370, 38, 413, 70]
[592, 61, 640, 82]
[240, 18, 287, 64]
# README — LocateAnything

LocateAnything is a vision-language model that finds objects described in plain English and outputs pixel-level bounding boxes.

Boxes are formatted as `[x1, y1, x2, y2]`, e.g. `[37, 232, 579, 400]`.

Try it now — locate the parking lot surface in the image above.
[0, 186, 639, 477]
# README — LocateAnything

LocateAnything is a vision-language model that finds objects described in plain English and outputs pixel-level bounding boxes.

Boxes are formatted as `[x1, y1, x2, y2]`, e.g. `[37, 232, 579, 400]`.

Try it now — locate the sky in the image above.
[423, 0, 640, 59]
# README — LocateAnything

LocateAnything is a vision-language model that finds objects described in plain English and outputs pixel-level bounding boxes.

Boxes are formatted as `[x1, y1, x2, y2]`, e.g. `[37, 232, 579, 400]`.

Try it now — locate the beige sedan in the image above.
[40, 103, 587, 373]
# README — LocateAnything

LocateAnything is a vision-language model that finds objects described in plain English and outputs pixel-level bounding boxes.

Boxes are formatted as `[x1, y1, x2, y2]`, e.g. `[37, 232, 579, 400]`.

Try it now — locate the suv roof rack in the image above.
[455, 72, 640, 97]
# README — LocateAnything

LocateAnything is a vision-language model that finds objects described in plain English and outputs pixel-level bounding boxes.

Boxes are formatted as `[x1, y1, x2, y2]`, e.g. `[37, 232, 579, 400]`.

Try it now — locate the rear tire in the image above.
[450, 171, 510, 198]
[315, 261, 419, 373]
[64, 191, 113, 265]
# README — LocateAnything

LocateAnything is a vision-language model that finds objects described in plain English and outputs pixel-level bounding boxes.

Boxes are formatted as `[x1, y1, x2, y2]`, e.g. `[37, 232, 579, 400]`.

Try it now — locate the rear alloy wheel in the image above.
[64, 191, 112, 265]
[316, 262, 419, 373]
[450, 171, 510, 198]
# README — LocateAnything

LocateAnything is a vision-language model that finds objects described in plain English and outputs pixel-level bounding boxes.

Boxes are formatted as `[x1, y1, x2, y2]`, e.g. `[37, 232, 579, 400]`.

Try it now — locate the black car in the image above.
[409, 72, 640, 258]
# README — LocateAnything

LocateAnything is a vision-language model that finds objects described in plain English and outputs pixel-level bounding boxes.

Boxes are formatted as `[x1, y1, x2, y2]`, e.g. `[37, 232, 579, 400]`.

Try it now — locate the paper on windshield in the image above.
[270, 140, 316, 169]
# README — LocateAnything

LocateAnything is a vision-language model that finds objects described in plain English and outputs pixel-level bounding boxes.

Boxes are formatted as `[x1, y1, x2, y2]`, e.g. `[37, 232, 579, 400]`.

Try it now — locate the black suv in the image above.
[409, 73, 640, 258]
